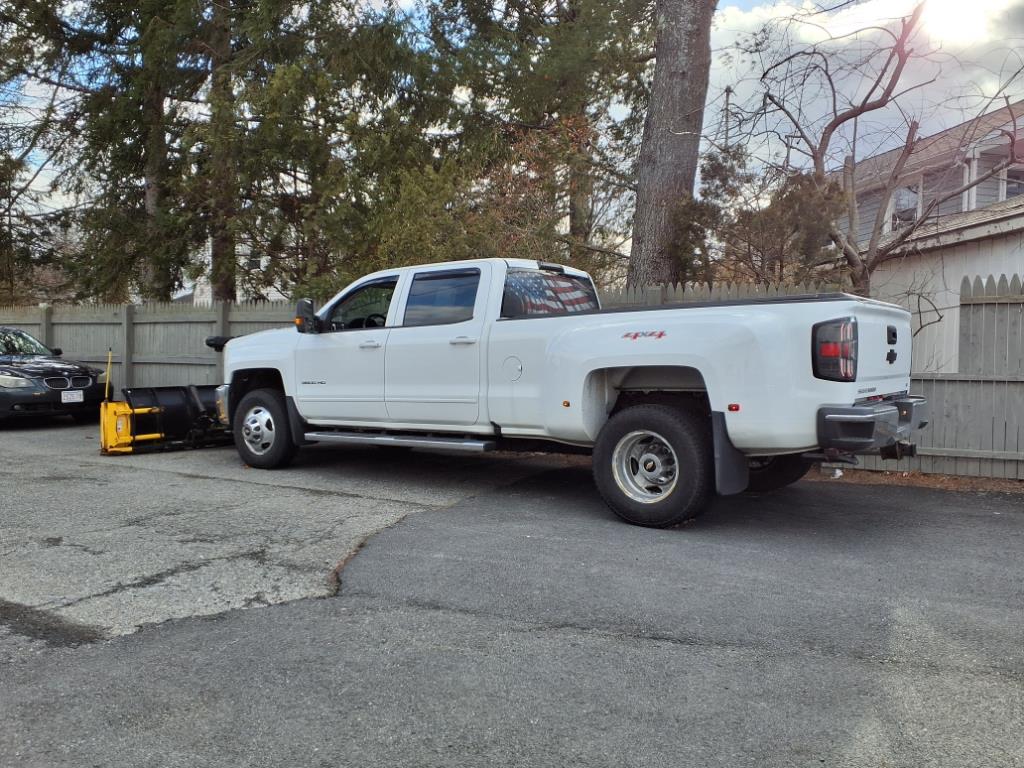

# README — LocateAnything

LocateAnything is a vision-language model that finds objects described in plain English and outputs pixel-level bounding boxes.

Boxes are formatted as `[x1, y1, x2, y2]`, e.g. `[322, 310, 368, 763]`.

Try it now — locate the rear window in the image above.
[403, 269, 481, 327]
[501, 269, 600, 318]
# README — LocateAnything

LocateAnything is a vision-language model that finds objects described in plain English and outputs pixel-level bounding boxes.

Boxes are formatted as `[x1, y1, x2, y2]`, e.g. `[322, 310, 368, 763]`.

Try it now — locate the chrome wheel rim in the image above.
[611, 430, 679, 504]
[241, 405, 276, 456]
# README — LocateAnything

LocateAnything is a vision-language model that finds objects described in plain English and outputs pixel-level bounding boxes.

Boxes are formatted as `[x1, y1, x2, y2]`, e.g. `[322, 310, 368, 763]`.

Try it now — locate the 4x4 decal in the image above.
[622, 331, 666, 340]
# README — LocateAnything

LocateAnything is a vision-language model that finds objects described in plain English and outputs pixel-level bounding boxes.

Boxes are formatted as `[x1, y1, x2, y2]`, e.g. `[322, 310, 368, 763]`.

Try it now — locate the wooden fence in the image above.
[957, 274, 1024, 376]
[2, 275, 1020, 481]
[0, 302, 294, 389]
[859, 273, 1024, 480]
[598, 280, 841, 307]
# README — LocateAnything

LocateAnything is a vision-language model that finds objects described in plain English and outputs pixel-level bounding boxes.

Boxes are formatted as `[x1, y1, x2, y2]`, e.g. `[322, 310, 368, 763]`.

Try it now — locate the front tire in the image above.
[745, 454, 814, 492]
[592, 404, 713, 528]
[233, 388, 297, 469]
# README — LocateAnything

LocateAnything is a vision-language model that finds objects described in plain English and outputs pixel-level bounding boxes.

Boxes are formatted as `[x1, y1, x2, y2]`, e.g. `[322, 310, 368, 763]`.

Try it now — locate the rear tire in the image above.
[745, 454, 814, 493]
[592, 404, 713, 528]
[233, 388, 297, 469]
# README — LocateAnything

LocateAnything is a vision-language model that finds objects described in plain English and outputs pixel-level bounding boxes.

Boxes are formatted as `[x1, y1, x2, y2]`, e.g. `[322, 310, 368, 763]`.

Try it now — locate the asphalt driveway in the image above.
[1, 419, 1022, 767]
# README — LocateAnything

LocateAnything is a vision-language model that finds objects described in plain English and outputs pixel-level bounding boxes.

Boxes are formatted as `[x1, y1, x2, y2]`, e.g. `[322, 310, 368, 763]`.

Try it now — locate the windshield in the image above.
[0, 328, 52, 356]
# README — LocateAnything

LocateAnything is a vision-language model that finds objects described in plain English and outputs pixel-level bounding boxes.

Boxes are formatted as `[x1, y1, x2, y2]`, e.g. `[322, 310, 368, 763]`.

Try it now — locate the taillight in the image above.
[813, 317, 857, 382]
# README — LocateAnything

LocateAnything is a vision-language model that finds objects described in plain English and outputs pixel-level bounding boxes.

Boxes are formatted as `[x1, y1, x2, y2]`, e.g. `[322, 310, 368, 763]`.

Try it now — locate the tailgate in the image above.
[852, 301, 913, 397]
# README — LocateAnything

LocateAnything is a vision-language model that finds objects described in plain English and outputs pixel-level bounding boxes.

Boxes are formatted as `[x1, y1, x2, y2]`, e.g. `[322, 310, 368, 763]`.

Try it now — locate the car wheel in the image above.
[745, 454, 814, 493]
[233, 388, 297, 469]
[592, 404, 713, 527]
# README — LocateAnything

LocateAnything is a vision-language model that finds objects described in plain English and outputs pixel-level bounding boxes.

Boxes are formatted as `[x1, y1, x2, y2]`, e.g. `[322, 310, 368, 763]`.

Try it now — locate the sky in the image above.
[705, 0, 1024, 166]
[15, 0, 1024, 209]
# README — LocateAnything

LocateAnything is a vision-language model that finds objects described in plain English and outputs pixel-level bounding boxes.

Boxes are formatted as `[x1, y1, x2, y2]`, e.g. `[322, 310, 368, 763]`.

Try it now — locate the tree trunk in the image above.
[628, 0, 717, 288]
[851, 264, 871, 297]
[567, 121, 594, 270]
[141, 78, 174, 301]
[209, 0, 237, 303]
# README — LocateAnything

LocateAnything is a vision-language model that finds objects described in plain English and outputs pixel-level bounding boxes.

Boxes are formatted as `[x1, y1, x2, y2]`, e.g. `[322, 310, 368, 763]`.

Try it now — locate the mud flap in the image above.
[711, 411, 749, 495]
[286, 396, 315, 446]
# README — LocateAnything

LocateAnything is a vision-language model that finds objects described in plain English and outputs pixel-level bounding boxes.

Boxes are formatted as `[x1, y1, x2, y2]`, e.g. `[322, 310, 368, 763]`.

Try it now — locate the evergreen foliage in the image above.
[0, 1, 764, 301]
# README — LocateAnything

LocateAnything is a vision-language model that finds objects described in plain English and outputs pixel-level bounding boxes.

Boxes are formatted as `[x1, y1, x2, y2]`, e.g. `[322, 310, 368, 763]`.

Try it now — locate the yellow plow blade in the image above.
[100, 400, 164, 454]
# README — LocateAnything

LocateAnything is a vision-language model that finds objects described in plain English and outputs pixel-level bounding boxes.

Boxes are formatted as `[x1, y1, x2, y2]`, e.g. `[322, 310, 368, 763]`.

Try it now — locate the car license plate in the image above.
[61, 390, 85, 404]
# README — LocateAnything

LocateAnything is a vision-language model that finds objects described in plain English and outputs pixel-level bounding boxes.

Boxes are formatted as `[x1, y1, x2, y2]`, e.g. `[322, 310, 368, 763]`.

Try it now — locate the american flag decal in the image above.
[504, 271, 600, 316]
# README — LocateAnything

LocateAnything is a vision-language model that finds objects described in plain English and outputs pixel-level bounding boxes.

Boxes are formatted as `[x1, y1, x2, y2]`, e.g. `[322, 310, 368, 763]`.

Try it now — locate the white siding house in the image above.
[840, 102, 1024, 373]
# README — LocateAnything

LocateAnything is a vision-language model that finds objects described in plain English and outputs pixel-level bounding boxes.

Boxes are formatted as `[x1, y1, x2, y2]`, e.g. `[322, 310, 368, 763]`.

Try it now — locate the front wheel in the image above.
[592, 404, 713, 528]
[745, 454, 814, 493]
[233, 388, 297, 469]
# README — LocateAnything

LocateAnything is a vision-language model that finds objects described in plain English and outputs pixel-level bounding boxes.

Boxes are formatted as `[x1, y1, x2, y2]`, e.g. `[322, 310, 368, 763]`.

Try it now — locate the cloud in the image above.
[705, 0, 1024, 166]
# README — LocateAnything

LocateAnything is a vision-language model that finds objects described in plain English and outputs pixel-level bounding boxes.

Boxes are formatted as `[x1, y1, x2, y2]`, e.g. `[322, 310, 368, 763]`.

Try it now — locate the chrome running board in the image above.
[304, 431, 496, 452]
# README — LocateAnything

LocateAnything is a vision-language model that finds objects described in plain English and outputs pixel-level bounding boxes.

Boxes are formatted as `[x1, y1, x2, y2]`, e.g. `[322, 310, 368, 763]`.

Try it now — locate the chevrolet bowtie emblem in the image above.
[886, 349, 898, 364]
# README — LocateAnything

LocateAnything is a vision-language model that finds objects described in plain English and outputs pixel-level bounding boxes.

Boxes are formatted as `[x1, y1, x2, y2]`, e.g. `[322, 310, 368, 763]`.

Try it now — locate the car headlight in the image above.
[0, 374, 34, 389]
[96, 371, 108, 385]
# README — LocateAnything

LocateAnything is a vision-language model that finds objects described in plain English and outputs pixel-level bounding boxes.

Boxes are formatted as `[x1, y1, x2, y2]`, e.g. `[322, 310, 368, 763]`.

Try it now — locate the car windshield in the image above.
[0, 328, 51, 356]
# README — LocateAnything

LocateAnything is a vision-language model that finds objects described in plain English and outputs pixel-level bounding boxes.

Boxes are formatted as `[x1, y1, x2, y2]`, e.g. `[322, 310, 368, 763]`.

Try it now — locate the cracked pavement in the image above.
[0, 419, 560, 643]
[2, 418, 1023, 766]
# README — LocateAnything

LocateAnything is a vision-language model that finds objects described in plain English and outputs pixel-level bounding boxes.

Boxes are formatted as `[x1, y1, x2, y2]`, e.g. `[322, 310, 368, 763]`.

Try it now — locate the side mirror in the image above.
[51, 347, 63, 357]
[294, 298, 319, 334]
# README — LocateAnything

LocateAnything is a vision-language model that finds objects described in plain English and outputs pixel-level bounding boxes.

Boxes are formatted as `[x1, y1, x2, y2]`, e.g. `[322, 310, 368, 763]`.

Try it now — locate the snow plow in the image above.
[99, 345, 233, 454]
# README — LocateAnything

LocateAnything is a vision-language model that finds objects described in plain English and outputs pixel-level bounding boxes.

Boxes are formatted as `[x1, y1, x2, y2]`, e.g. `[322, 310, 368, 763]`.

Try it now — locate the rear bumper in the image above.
[817, 396, 929, 454]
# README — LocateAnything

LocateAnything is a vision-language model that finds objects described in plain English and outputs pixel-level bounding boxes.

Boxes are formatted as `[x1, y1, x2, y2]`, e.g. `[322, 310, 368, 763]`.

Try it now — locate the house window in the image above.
[1005, 167, 1024, 200]
[890, 182, 921, 232]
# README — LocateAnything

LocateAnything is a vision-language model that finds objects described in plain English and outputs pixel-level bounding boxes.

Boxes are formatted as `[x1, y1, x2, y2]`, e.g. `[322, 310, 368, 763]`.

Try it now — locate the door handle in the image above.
[449, 336, 478, 345]
[359, 340, 382, 349]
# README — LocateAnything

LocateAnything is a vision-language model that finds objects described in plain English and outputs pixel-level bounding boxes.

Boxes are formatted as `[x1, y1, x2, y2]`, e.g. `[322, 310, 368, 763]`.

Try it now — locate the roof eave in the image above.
[873, 211, 1024, 255]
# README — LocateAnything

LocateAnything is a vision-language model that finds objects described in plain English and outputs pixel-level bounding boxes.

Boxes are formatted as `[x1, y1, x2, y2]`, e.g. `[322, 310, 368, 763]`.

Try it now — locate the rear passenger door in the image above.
[384, 265, 489, 426]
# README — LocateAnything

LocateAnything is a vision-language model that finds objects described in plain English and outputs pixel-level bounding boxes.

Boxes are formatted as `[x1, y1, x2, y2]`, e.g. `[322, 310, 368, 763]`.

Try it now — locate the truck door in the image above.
[294, 276, 399, 423]
[384, 265, 488, 425]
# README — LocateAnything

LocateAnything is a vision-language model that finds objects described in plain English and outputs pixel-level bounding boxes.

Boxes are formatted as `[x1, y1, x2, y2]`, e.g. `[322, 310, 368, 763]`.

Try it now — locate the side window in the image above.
[402, 270, 480, 327]
[1006, 166, 1024, 199]
[501, 270, 600, 318]
[890, 183, 921, 232]
[326, 279, 397, 331]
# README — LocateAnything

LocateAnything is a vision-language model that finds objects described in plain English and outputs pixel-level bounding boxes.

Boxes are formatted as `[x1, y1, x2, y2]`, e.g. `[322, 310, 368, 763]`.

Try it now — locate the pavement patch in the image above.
[0, 420, 562, 639]
[0, 599, 104, 647]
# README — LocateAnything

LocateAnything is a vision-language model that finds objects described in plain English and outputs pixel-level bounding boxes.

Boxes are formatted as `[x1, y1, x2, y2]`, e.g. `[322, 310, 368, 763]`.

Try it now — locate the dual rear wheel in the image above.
[592, 404, 713, 528]
[593, 404, 813, 527]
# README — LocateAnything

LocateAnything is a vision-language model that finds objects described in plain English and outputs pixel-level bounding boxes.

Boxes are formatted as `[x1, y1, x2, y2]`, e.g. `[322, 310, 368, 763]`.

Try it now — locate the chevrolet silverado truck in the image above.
[213, 258, 928, 527]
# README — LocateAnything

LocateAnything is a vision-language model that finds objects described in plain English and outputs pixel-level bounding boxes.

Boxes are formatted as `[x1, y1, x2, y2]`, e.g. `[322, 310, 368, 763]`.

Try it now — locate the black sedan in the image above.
[0, 327, 109, 422]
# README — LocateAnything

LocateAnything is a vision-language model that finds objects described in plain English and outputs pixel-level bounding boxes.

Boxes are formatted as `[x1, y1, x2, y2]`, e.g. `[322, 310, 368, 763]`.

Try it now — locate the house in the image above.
[844, 100, 1024, 373]
[177, 239, 289, 306]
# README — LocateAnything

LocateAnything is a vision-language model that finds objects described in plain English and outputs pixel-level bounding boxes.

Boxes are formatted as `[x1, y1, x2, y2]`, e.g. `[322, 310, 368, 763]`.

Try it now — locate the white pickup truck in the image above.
[213, 258, 928, 527]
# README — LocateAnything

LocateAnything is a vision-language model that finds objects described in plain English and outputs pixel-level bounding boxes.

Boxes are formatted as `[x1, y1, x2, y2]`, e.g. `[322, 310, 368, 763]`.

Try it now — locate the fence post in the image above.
[120, 305, 135, 390]
[214, 301, 230, 383]
[39, 304, 52, 347]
